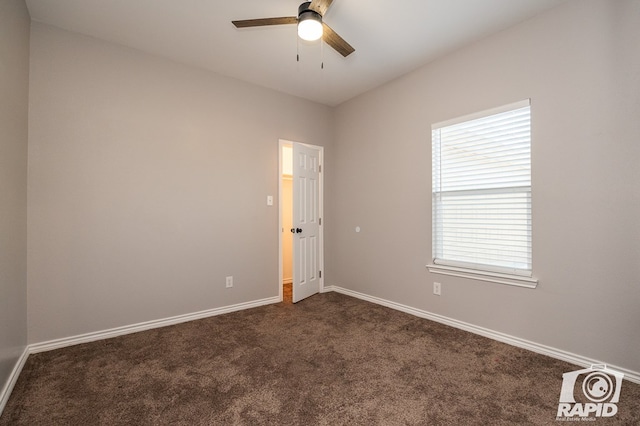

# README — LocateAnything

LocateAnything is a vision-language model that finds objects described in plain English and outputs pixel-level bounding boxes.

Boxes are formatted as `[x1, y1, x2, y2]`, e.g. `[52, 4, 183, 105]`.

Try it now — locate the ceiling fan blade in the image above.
[322, 23, 354, 57]
[309, 0, 334, 16]
[232, 17, 297, 28]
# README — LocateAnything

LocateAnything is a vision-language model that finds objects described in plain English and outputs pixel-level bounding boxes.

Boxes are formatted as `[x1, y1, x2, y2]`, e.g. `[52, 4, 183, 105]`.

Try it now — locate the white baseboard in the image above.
[2, 296, 279, 416]
[29, 296, 280, 354]
[4, 286, 637, 419]
[0, 347, 29, 416]
[325, 285, 640, 385]
[1, 296, 280, 416]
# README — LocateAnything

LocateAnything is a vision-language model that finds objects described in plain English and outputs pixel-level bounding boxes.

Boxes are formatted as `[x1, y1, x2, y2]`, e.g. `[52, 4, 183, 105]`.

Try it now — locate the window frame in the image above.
[427, 100, 538, 288]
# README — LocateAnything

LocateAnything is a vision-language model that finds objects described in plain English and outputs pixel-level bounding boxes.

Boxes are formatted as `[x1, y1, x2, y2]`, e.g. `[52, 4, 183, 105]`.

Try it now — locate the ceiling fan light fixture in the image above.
[232, 0, 354, 57]
[297, 10, 323, 41]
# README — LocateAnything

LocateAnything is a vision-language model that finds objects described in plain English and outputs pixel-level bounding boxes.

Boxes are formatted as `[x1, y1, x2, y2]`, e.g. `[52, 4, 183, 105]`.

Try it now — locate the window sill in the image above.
[426, 264, 538, 289]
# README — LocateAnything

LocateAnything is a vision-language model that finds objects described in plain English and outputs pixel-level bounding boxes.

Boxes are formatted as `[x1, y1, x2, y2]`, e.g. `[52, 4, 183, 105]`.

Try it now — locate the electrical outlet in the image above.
[433, 282, 441, 296]
[226, 276, 233, 288]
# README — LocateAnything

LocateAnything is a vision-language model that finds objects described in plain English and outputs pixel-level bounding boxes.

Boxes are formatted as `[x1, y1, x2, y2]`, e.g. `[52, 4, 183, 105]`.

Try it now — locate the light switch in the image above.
[267, 195, 273, 206]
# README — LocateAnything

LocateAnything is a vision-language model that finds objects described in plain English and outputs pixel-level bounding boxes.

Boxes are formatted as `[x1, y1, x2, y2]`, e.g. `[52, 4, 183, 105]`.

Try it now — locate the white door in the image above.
[292, 143, 322, 303]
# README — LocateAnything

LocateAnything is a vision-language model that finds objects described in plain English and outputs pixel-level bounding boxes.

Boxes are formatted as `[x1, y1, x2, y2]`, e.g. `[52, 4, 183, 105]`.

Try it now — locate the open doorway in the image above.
[279, 140, 324, 304]
[281, 144, 294, 303]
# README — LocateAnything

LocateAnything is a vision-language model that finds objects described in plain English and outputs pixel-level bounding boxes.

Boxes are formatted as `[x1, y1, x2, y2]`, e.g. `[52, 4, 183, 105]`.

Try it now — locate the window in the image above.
[429, 100, 536, 288]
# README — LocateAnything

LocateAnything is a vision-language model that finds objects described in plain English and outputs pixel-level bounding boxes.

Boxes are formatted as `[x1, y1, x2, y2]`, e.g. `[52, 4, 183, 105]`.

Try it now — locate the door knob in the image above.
[293, 228, 302, 233]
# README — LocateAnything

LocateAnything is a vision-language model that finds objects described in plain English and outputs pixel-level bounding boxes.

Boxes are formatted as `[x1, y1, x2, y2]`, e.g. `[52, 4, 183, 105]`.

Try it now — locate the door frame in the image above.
[278, 139, 325, 302]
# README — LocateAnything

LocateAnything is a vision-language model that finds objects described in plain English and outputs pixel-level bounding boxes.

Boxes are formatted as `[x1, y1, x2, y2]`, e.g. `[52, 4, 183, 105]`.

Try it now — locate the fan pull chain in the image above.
[321, 37, 324, 70]
[296, 35, 300, 69]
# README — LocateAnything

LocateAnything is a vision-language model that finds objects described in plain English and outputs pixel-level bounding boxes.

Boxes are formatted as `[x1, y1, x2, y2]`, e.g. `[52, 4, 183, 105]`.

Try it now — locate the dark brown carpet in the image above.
[1, 292, 639, 425]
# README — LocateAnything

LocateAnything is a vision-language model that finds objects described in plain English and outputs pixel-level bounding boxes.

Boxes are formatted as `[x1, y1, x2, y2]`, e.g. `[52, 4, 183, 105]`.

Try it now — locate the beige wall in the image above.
[0, 0, 30, 392]
[330, 0, 640, 374]
[27, 23, 334, 343]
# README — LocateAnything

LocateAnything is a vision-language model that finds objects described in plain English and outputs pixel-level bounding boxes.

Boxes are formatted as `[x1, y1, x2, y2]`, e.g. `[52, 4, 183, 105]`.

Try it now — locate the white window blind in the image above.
[432, 100, 532, 277]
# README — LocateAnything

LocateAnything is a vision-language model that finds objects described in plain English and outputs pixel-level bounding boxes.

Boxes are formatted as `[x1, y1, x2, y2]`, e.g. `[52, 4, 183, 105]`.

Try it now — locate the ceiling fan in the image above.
[232, 0, 355, 57]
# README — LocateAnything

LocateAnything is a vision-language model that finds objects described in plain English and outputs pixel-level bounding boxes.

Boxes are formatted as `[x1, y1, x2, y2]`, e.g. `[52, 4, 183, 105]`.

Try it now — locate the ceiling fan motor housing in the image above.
[297, 1, 323, 41]
[298, 2, 321, 21]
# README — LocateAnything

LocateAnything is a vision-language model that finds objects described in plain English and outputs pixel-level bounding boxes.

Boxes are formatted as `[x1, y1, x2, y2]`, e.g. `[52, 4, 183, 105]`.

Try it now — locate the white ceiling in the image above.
[25, 0, 567, 106]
